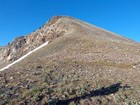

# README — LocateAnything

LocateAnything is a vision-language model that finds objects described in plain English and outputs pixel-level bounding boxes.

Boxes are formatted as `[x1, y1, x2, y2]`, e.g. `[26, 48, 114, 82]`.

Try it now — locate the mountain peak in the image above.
[0, 16, 140, 104]
[0, 16, 138, 69]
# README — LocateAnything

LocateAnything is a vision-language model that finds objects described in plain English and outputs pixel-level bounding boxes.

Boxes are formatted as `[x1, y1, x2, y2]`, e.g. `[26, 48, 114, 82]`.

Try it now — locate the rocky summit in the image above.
[0, 16, 140, 105]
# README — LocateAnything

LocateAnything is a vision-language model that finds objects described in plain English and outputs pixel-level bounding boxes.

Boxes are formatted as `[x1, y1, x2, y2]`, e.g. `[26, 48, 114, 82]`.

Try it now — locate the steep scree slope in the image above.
[0, 16, 140, 105]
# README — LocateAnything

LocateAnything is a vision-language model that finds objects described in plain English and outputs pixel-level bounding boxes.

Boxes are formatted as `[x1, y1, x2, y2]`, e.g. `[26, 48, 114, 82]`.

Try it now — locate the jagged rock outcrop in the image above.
[0, 16, 70, 68]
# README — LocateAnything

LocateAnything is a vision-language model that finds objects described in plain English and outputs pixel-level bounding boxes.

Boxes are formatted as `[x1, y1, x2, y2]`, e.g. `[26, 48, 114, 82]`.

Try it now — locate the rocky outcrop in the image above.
[0, 16, 70, 68]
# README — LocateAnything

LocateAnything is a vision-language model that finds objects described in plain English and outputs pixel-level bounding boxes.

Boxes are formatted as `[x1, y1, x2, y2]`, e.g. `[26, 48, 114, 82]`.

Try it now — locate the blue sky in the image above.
[0, 0, 140, 46]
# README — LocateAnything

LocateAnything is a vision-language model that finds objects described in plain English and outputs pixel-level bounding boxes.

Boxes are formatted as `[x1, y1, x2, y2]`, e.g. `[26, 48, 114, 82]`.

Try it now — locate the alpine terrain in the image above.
[0, 16, 140, 105]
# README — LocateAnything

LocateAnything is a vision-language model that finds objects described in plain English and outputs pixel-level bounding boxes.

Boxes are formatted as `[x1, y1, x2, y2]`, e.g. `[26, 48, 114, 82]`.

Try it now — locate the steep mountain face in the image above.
[0, 16, 67, 68]
[0, 16, 140, 105]
[0, 16, 137, 69]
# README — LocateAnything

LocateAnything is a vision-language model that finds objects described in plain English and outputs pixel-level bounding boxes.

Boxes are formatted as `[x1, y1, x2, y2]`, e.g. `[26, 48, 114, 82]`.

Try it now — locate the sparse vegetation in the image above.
[0, 16, 140, 104]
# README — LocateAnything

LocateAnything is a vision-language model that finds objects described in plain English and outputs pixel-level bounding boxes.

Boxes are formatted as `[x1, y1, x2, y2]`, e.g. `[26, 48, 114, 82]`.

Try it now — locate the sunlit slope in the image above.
[0, 16, 140, 104]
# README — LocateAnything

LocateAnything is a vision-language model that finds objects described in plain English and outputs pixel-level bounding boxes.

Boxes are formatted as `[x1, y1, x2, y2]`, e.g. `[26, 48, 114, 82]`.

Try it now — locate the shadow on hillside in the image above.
[47, 83, 131, 105]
